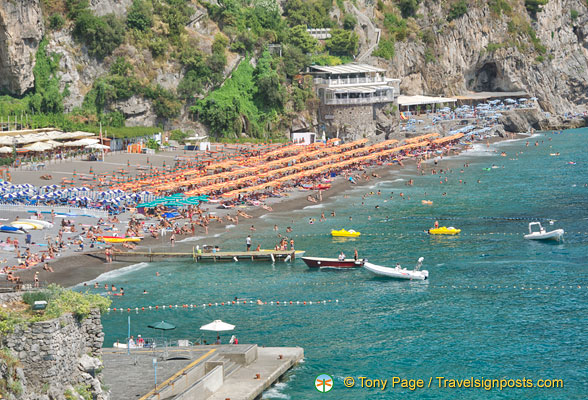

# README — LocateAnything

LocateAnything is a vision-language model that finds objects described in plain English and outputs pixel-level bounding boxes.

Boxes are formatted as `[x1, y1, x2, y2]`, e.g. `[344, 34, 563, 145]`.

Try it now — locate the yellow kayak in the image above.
[428, 227, 461, 235]
[331, 229, 361, 237]
[98, 236, 142, 243]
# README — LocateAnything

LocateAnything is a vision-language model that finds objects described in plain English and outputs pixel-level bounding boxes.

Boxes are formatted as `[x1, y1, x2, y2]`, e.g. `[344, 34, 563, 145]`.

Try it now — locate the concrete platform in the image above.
[102, 344, 303, 400]
[208, 347, 304, 400]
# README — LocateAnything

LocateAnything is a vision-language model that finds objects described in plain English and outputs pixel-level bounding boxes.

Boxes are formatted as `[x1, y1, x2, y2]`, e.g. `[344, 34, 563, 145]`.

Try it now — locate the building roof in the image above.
[397, 95, 457, 106]
[310, 64, 386, 74]
[453, 91, 528, 100]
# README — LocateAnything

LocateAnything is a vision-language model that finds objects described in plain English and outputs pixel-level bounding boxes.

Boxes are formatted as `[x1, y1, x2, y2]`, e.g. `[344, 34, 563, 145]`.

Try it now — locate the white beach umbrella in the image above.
[86, 143, 110, 150]
[23, 142, 54, 152]
[0, 146, 13, 153]
[200, 320, 235, 332]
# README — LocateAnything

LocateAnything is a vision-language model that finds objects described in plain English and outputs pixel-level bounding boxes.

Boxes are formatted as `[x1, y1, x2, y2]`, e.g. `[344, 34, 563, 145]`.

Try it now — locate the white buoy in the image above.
[270, 254, 275, 263]
[284, 255, 291, 262]
[233, 256, 238, 262]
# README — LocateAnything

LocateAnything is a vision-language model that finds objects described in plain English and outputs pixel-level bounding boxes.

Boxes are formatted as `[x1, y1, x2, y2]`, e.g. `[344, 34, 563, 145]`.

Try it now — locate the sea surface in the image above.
[91, 128, 587, 399]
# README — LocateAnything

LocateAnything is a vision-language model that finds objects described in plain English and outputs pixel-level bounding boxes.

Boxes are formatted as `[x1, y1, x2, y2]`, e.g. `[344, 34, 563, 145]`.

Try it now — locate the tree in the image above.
[525, 0, 549, 17]
[254, 51, 285, 110]
[326, 29, 358, 56]
[73, 12, 125, 59]
[288, 25, 318, 53]
[29, 39, 64, 114]
[343, 14, 357, 30]
[282, 45, 311, 76]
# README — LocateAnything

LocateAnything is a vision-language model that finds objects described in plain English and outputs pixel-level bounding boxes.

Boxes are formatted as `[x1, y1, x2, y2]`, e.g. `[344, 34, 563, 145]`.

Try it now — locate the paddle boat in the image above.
[11, 221, 44, 230]
[524, 222, 564, 241]
[363, 257, 429, 280]
[428, 226, 461, 235]
[97, 236, 142, 243]
[302, 256, 364, 269]
[331, 229, 361, 237]
[20, 219, 53, 229]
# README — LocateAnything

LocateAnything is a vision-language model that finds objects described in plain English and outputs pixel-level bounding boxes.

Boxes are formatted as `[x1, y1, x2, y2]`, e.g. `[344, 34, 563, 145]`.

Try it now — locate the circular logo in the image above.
[315, 374, 333, 393]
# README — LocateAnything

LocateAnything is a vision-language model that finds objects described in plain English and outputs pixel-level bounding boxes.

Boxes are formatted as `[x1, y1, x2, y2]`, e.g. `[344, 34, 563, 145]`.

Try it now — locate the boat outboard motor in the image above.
[415, 257, 424, 271]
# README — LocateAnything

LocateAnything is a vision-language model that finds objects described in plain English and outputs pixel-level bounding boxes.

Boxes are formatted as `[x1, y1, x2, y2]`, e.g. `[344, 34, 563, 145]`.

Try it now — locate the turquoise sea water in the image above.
[93, 129, 587, 399]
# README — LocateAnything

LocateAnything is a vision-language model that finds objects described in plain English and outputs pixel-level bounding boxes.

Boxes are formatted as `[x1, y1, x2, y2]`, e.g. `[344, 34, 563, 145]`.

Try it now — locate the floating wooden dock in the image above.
[112, 250, 296, 263]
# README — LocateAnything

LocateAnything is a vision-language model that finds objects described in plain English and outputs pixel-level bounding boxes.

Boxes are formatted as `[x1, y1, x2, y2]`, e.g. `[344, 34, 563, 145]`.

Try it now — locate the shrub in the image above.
[170, 129, 190, 142]
[49, 13, 65, 30]
[127, 0, 153, 31]
[372, 38, 395, 60]
[396, 0, 420, 18]
[383, 13, 408, 41]
[488, 0, 512, 15]
[73, 11, 125, 59]
[447, 0, 468, 21]
[570, 9, 578, 20]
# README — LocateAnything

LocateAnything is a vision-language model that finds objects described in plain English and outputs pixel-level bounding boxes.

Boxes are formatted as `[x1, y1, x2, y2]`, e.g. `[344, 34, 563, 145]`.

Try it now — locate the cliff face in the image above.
[0, 0, 586, 128]
[368, 0, 588, 113]
[0, 0, 44, 95]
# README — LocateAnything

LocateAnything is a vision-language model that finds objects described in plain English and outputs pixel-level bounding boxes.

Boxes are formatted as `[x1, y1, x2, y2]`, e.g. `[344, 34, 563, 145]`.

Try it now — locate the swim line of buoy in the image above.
[107, 299, 340, 312]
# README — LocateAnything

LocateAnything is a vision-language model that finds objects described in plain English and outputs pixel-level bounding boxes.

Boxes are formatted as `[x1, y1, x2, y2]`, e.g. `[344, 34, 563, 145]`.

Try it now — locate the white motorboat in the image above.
[524, 222, 564, 241]
[363, 257, 429, 280]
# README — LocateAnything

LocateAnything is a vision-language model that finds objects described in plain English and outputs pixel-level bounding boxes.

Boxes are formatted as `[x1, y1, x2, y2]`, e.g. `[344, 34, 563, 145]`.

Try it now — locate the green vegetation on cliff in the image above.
[0, 285, 111, 335]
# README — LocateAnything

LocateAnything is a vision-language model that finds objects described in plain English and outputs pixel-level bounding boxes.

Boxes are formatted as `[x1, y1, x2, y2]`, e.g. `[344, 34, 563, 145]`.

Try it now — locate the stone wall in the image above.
[319, 104, 376, 141]
[0, 306, 107, 400]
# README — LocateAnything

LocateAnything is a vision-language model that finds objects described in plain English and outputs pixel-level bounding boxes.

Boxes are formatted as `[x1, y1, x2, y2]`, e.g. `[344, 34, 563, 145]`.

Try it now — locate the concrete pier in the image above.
[102, 344, 303, 400]
[110, 250, 297, 263]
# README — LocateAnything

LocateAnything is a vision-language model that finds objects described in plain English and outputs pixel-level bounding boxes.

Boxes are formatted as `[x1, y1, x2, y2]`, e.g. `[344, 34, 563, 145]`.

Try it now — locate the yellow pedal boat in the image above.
[331, 229, 361, 237]
[428, 227, 461, 235]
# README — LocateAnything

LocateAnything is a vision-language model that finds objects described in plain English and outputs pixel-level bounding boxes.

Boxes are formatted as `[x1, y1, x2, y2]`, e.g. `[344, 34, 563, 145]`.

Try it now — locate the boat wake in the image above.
[78, 262, 150, 285]
[262, 382, 290, 399]
[178, 236, 205, 243]
[303, 204, 325, 210]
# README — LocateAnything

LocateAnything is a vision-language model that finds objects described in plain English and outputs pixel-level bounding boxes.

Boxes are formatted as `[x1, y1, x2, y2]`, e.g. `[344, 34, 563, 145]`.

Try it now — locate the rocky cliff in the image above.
[0, 0, 586, 132]
[365, 0, 588, 114]
[0, 0, 44, 95]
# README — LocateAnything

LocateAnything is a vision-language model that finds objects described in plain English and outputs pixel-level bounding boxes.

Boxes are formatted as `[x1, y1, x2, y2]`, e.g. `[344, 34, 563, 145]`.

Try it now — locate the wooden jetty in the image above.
[112, 249, 297, 263]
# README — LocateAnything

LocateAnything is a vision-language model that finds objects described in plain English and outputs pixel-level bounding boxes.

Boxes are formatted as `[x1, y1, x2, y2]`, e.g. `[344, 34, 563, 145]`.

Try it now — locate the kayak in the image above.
[428, 226, 461, 235]
[331, 229, 361, 237]
[97, 236, 142, 243]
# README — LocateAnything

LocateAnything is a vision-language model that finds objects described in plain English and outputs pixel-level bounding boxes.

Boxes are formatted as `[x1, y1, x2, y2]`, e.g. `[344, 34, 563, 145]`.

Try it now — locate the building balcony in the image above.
[323, 94, 395, 106]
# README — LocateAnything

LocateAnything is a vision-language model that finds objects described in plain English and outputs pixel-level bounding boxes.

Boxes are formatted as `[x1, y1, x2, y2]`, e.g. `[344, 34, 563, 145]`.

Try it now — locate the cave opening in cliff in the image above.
[466, 62, 507, 92]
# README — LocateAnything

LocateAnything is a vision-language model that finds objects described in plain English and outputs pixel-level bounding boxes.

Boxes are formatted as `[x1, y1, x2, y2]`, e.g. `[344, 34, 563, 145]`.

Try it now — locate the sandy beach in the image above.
[1, 131, 524, 289]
